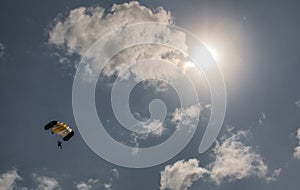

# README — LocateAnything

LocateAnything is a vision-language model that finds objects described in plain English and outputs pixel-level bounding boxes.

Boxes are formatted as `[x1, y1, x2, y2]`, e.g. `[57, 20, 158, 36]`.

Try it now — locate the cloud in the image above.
[73, 169, 118, 190]
[296, 99, 300, 109]
[75, 178, 99, 190]
[33, 174, 61, 190]
[0, 170, 62, 190]
[111, 169, 119, 179]
[143, 120, 165, 136]
[103, 182, 112, 190]
[293, 128, 300, 160]
[130, 104, 201, 154]
[171, 104, 201, 132]
[48, 1, 173, 59]
[0, 43, 7, 58]
[160, 159, 209, 190]
[160, 129, 280, 189]
[48, 1, 190, 90]
[0, 169, 22, 190]
[0, 169, 116, 190]
[208, 129, 279, 185]
[129, 119, 166, 154]
[258, 112, 266, 126]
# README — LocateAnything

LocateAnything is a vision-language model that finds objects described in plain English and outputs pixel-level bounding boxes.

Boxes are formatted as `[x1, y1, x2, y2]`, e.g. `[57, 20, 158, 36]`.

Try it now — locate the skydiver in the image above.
[57, 140, 62, 149]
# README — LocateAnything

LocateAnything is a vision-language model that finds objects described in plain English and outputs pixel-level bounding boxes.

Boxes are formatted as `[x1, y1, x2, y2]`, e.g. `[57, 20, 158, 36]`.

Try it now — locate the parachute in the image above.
[44, 121, 74, 141]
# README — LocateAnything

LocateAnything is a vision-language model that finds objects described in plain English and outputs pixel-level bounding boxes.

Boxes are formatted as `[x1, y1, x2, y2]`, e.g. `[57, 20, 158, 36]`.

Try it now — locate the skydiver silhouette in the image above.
[57, 141, 62, 149]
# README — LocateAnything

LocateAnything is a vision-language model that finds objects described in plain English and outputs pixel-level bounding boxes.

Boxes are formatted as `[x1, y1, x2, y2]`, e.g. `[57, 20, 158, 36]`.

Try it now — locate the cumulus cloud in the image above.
[33, 174, 61, 190]
[48, 1, 172, 57]
[75, 178, 99, 190]
[160, 159, 209, 190]
[160, 129, 280, 189]
[47, 1, 177, 65]
[293, 128, 300, 160]
[209, 130, 277, 185]
[48, 1, 190, 87]
[0, 169, 22, 190]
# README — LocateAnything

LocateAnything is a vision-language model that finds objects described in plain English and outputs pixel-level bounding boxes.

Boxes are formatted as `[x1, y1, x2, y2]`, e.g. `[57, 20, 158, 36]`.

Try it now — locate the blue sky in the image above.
[1, 0, 300, 189]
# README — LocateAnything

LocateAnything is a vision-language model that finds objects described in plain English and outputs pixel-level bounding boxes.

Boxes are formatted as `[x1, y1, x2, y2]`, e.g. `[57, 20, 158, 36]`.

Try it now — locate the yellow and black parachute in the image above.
[44, 121, 74, 141]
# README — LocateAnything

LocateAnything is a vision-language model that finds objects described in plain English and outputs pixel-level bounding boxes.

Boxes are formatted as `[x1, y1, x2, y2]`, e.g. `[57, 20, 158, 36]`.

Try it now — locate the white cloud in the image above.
[0, 43, 7, 58]
[267, 168, 282, 182]
[209, 130, 279, 185]
[110, 48, 189, 80]
[296, 99, 300, 109]
[75, 178, 99, 190]
[160, 159, 209, 190]
[111, 169, 119, 179]
[293, 128, 300, 160]
[103, 182, 112, 190]
[143, 120, 165, 136]
[258, 112, 266, 126]
[171, 104, 201, 132]
[0, 169, 22, 190]
[160, 129, 280, 189]
[129, 119, 166, 154]
[0, 170, 63, 190]
[48, 1, 190, 88]
[48, 1, 173, 58]
[33, 174, 61, 190]
[130, 104, 201, 154]
[0, 169, 114, 190]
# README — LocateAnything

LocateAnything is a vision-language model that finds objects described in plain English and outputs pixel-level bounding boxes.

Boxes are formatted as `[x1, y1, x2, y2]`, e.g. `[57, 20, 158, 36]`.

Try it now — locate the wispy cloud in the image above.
[258, 112, 266, 126]
[75, 178, 99, 190]
[296, 99, 300, 109]
[293, 128, 300, 160]
[0, 169, 22, 190]
[171, 104, 201, 132]
[208, 129, 279, 184]
[136, 120, 166, 137]
[0, 168, 119, 190]
[111, 169, 119, 179]
[0, 169, 62, 190]
[33, 174, 61, 190]
[101, 168, 120, 190]
[75, 168, 119, 190]
[0, 43, 7, 58]
[103, 182, 112, 190]
[129, 104, 201, 154]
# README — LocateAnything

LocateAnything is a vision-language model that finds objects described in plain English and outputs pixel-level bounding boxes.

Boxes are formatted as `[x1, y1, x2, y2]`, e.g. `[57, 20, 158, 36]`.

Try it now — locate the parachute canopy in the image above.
[44, 121, 74, 141]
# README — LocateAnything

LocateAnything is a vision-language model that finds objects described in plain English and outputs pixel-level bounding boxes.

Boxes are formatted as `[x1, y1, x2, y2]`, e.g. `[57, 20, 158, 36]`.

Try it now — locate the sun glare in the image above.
[205, 44, 219, 61]
[183, 61, 195, 69]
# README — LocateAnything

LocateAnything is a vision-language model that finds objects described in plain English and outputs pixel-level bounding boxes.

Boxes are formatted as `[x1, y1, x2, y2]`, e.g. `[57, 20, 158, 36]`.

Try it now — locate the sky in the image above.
[1, 0, 300, 190]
